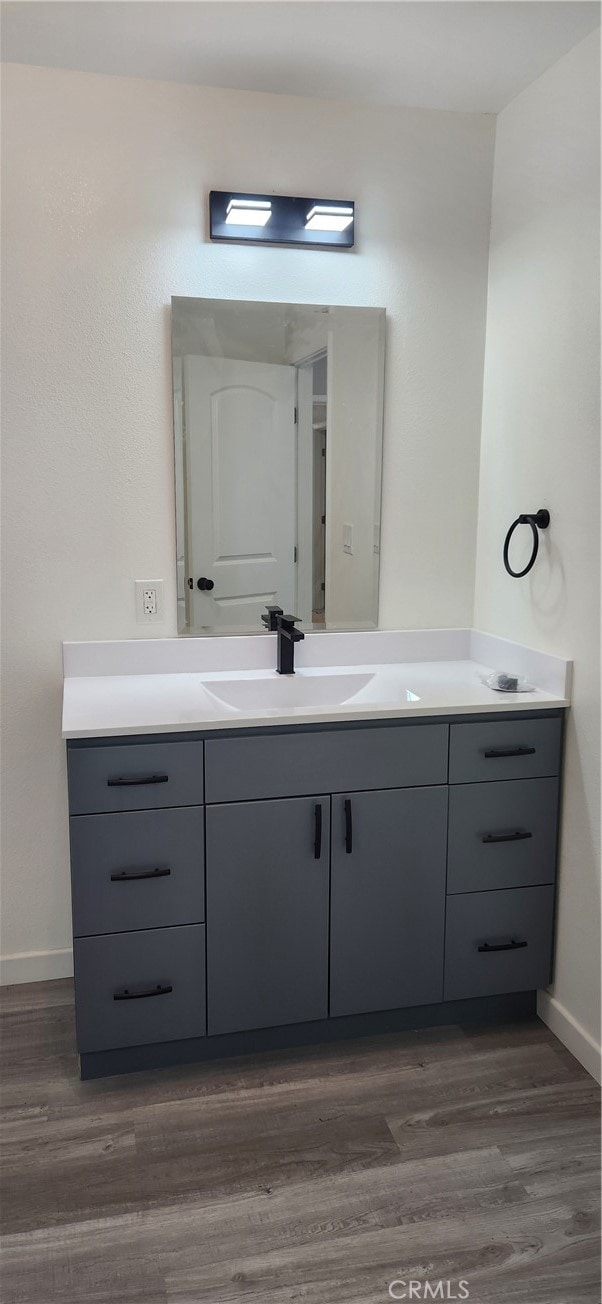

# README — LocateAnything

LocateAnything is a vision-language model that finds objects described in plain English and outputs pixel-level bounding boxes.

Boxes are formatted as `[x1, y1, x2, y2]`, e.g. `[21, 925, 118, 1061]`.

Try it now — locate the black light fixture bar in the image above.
[209, 191, 355, 249]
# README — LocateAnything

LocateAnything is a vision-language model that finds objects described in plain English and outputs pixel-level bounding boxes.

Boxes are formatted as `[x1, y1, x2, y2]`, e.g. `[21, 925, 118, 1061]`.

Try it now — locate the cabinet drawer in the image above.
[444, 886, 554, 1001]
[447, 778, 558, 894]
[449, 717, 562, 784]
[70, 807, 205, 937]
[68, 740, 204, 814]
[205, 723, 448, 803]
[73, 924, 206, 1053]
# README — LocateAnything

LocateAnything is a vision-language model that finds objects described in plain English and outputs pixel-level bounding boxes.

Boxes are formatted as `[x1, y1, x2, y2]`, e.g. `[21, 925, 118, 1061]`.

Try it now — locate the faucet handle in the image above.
[279, 614, 305, 640]
[261, 605, 283, 631]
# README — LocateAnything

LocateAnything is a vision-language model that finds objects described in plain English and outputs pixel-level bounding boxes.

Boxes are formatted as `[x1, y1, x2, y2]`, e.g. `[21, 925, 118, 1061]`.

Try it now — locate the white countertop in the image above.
[62, 631, 570, 739]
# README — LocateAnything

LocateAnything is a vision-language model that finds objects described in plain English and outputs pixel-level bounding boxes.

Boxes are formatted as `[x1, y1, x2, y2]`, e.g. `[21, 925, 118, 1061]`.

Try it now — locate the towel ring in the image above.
[503, 508, 550, 578]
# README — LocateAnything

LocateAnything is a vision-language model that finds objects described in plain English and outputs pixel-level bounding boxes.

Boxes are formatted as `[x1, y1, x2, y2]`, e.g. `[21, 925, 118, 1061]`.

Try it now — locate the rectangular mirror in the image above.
[172, 297, 385, 635]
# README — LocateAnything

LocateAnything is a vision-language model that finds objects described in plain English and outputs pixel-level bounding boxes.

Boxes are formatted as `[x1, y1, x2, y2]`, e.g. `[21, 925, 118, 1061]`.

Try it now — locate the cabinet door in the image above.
[330, 787, 448, 1017]
[206, 796, 330, 1035]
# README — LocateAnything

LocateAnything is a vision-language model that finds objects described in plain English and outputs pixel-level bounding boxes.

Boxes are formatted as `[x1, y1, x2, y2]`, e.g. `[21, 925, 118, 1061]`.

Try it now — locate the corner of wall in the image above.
[538, 990, 601, 1084]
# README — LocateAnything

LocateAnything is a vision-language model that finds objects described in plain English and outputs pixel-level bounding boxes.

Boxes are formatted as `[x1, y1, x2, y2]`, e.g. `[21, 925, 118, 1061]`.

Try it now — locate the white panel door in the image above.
[183, 356, 296, 629]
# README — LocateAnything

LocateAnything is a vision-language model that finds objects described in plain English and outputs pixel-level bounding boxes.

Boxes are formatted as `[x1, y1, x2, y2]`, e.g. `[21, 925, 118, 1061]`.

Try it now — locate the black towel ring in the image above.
[503, 508, 550, 578]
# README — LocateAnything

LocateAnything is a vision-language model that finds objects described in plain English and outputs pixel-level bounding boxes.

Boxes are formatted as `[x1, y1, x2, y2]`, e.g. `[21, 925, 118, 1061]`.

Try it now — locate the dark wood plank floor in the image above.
[1, 980, 599, 1303]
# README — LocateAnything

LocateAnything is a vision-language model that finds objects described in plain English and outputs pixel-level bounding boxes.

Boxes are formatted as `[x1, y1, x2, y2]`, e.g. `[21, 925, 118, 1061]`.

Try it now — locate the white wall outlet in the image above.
[135, 579, 164, 623]
[343, 523, 354, 555]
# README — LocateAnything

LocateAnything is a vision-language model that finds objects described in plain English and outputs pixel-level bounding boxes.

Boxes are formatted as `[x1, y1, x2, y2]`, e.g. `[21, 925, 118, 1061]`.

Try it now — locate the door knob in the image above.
[196, 577, 215, 591]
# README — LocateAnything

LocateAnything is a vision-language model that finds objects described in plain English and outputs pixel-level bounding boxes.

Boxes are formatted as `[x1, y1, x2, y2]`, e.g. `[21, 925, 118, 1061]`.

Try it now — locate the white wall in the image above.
[474, 31, 601, 1079]
[1, 63, 494, 981]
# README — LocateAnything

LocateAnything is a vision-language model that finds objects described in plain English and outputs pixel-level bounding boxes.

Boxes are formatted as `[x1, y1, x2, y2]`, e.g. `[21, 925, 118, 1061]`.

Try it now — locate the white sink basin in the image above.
[203, 671, 375, 712]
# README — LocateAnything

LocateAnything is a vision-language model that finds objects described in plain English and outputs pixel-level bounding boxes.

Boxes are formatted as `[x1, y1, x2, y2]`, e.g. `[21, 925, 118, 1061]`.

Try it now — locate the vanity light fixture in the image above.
[209, 191, 355, 249]
[225, 198, 272, 226]
[305, 204, 354, 233]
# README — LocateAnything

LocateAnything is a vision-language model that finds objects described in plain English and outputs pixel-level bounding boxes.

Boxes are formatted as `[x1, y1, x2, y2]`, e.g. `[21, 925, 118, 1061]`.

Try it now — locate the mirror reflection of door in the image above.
[183, 356, 296, 629]
[172, 298, 385, 637]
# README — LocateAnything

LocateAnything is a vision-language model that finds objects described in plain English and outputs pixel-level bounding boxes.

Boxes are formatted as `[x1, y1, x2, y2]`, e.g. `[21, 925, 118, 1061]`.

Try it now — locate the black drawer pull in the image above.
[483, 746, 536, 759]
[482, 830, 533, 845]
[344, 798, 353, 854]
[110, 866, 171, 882]
[478, 938, 528, 953]
[107, 773, 169, 787]
[113, 983, 173, 1001]
[314, 803, 322, 860]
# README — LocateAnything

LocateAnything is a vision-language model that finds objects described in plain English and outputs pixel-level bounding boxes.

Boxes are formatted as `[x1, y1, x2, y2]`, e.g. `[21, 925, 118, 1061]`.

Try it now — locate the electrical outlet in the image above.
[135, 579, 164, 623]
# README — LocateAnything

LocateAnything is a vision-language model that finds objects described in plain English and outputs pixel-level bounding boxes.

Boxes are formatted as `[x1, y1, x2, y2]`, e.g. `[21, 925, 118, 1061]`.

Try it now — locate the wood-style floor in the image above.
[1, 981, 600, 1303]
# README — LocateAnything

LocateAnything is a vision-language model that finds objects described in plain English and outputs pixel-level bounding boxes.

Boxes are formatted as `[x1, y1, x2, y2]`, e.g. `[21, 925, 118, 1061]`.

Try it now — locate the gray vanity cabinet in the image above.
[206, 796, 330, 1035]
[67, 710, 564, 1078]
[330, 787, 448, 1017]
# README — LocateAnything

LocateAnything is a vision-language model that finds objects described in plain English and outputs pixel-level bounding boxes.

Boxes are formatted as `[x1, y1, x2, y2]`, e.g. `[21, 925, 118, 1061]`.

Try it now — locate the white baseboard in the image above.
[538, 990, 601, 1083]
[0, 948, 73, 987]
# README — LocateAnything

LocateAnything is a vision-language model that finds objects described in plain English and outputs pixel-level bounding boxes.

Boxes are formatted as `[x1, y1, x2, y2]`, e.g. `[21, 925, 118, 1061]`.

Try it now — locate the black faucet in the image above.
[276, 614, 305, 675]
[260, 606, 304, 673]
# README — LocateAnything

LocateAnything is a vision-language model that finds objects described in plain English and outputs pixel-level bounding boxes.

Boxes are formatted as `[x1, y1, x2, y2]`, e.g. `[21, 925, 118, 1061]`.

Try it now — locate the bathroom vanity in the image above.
[63, 632, 568, 1079]
[55, 296, 570, 1078]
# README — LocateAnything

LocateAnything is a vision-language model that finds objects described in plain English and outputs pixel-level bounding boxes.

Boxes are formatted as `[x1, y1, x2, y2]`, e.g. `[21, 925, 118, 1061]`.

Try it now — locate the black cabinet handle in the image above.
[110, 866, 171, 882]
[483, 746, 536, 759]
[314, 804, 322, 860]
[107, 774, 169, 787]
[477, 939, 528, 953]
[482, 830, 533, 845]
[113, 983, 173, 1001]
[344, 798, 353, 854]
